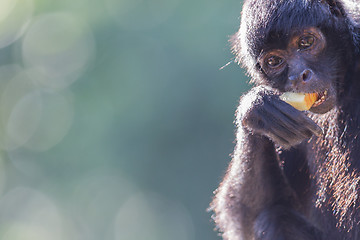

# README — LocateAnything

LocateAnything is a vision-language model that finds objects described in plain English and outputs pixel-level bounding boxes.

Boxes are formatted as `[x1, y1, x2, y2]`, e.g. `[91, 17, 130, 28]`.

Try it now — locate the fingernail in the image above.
[314, 125, 323, 137]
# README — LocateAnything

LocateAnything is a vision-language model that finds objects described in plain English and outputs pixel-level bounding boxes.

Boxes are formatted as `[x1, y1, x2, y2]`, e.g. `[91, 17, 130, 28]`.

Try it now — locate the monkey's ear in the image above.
[322, 0, 360, 54]
[229, 30, 254, 71]
[229, 32, 242, 65]
[321, 0, 346, 17]
[229, 31, 259, 82]
[229, 32, 249, 74]
[353, 28, 360, 54]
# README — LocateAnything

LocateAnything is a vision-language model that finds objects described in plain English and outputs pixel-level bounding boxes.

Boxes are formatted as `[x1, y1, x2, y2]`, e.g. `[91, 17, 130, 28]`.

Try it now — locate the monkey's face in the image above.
[256, 27, 343, 114]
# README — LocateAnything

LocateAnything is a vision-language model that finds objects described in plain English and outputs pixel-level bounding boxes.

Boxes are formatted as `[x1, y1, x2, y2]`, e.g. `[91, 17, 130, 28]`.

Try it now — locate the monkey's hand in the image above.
[239, 86, 322, 149]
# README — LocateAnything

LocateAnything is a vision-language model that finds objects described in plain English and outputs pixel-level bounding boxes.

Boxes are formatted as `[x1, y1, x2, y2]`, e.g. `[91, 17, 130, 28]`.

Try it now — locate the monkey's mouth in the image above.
[280, 89, 335, 113]
[311, 90, 328, 108]
[309, 88, 336, 114]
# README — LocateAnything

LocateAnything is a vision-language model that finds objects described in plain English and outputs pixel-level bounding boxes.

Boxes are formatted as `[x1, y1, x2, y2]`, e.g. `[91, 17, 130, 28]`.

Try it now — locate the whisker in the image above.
[219, 59, 234, 70]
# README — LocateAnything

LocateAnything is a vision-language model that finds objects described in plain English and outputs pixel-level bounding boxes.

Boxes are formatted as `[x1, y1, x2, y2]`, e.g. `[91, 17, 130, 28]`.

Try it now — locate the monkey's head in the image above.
[232, 0, 359, 113]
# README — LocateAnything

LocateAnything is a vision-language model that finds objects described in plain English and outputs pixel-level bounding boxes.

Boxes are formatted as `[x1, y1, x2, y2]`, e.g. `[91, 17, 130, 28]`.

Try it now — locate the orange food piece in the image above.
[304, 93, 318, 109]
[280, 92, 318, 111]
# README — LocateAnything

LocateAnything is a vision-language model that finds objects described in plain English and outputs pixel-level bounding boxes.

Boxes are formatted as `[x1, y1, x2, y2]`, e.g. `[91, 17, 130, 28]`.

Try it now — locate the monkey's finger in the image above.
[262, 101, 315, 139]
[258, 108, 311, 147]
[299, 115, 323, 137]
[265, 118, 308, 146]
[274, 99, 323, 136]
[266, 131, 292, 149]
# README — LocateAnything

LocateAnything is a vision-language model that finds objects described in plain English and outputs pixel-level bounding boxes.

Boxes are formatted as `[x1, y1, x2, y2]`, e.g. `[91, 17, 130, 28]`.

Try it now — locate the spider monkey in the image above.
[210, 0, 360, 239]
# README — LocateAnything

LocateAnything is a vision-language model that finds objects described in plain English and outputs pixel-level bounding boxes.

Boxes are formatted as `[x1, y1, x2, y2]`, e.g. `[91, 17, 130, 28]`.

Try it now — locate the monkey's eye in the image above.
[298, 35, 315, 50]
[266, 55, 283, 67]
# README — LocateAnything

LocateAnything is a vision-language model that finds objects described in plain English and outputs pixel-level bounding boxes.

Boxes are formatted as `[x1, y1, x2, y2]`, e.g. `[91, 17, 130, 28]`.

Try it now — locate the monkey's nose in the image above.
[301, 69, 313, 82]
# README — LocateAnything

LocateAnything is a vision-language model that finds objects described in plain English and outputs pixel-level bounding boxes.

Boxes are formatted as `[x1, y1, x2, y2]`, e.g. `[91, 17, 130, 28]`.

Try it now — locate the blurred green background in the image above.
[0, 0, 250, 239]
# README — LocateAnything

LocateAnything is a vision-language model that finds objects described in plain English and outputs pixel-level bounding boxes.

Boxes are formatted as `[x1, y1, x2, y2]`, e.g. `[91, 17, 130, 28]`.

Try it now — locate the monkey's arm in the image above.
[211, 86, 323, 240]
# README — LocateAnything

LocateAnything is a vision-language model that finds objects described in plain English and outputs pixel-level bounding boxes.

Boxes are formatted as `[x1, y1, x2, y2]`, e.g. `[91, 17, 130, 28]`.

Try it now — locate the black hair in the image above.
[232, 0, 359, 79]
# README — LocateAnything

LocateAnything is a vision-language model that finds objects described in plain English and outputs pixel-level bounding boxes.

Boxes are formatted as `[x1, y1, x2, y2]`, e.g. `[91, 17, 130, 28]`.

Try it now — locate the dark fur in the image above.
[211, 0, 360, 239]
